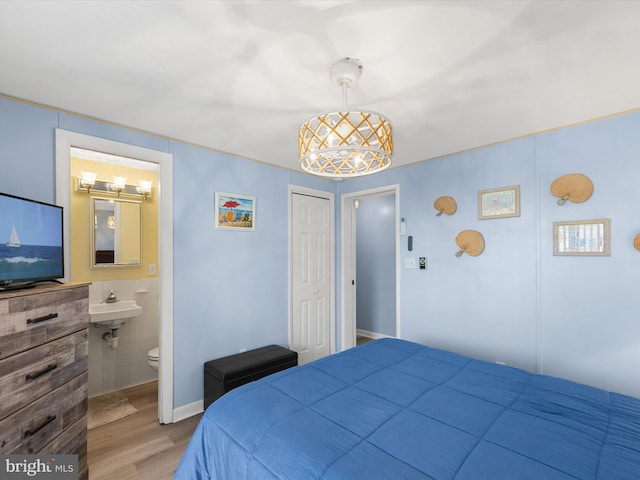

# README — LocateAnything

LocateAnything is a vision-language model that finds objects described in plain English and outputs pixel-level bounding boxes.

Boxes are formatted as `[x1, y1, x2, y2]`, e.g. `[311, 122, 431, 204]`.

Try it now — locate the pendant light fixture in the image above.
[298, 57, 393, 178]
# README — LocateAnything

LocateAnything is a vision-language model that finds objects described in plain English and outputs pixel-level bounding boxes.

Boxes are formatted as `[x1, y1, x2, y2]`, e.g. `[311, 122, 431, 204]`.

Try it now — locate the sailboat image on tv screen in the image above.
[7, 225, 20, 247]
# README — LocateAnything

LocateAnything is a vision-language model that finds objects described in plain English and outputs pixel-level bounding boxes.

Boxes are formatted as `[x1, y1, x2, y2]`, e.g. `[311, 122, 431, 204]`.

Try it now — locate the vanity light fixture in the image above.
[75, 175, 152, 199]
[79, 171, 97, 193]
[298, 57, 393, 178]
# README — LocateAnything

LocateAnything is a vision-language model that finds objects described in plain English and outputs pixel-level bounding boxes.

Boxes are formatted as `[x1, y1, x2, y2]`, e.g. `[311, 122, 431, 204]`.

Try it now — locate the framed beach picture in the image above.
[478, 185, 520, 219]
[553, 219, 610, 256]
[215, 192, 256, 231]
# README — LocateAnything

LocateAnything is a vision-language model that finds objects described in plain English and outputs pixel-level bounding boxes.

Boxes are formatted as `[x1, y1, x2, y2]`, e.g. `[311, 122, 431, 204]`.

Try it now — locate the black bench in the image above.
[203, 345, 298, 409]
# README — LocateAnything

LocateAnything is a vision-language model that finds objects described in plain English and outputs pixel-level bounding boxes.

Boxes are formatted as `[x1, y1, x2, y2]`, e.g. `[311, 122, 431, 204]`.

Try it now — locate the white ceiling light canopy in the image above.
[298, 57, 393, 178]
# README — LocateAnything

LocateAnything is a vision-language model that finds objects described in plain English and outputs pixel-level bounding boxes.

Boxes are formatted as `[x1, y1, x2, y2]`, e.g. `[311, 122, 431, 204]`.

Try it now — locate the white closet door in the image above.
[291, 193, 331, 364]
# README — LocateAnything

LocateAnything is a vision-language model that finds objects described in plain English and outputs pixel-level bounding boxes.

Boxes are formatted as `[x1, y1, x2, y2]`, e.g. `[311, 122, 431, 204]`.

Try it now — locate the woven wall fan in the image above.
[550, 173, 593, 205]
[434, 196, 457, 216]
[455, 230, 485, 257]
[634, 234, 640, 252]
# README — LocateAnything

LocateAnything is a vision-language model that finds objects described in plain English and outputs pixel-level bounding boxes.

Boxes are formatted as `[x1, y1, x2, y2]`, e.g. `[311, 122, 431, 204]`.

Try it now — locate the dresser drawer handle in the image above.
[25, 363, 58, 381]
[26, 313, 58, 325]
[23, 415, 56, 438]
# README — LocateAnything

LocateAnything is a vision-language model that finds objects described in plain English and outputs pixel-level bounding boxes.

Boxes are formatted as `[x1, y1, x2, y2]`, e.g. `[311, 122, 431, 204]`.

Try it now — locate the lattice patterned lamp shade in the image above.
[299, 111, 393, 177]
[298, 58, 393, 178]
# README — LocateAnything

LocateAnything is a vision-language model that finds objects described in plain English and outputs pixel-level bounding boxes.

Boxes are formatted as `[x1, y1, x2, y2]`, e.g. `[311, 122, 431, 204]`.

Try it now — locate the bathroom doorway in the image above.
[55, 129, 174, 423]
[72, 148, 159, 412]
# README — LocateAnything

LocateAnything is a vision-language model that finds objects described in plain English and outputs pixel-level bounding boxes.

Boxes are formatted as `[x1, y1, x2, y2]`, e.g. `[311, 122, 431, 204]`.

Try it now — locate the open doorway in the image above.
[341, 185, 400, 350]
[356, 195, 396, 339]
[55, 129, 174, 423]
[70, 148, 159, 412]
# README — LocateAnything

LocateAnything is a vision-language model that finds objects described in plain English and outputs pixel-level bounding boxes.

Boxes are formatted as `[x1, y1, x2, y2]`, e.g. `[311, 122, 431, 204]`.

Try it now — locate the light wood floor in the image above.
[357, 335, 374, 345]
[87, 381, 202, 480]
[88, 342, 376, 478]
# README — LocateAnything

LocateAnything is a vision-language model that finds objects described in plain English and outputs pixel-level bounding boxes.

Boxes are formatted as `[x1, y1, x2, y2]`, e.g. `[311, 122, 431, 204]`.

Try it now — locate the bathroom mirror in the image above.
[90, 197, 142, 267]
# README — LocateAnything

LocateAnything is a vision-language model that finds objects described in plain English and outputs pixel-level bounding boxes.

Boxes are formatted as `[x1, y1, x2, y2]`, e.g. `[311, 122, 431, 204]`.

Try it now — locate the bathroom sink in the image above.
[89, 300, 143, 327]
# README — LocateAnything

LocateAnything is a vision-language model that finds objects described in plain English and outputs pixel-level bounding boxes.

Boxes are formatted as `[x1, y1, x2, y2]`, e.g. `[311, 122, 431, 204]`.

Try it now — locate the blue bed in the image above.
[176, 338, 640, 479]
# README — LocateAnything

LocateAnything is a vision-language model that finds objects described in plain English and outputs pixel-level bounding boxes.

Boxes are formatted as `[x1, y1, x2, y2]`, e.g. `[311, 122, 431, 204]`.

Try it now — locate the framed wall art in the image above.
[215, 192, 256, 231]
[553, 218, 610, 256]
[478, 185, 520, 219]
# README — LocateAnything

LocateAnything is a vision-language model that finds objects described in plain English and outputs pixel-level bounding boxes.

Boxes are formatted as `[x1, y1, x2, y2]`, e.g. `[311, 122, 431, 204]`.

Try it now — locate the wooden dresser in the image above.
[0, 283, 89, 480]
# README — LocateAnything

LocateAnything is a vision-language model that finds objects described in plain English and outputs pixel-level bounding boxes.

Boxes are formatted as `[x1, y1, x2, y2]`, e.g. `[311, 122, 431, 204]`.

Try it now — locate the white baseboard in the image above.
[356, 329, 393, 340]
[173, 399, 203, 423]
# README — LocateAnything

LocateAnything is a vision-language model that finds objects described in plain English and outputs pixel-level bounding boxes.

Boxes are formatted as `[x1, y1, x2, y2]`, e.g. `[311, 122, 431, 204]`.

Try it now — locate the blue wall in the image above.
[338, 111, 640, 398]
[0, 96, 335, 410]
[169, 143, 333, 404]
[2, 95, 639, 404]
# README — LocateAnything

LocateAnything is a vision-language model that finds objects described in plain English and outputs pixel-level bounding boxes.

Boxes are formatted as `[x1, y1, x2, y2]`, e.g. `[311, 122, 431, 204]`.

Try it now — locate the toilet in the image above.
[147, 347, 159, 371]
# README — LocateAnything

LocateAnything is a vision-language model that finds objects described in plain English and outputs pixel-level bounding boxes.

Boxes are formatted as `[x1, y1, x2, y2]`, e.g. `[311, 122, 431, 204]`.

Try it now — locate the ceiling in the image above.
[1, 1, 639, 175]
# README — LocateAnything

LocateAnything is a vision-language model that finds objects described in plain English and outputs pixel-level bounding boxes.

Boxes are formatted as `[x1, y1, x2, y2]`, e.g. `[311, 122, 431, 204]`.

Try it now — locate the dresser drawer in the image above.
[0, 285, 89, 360]
[40, 415, 87, 480]
[0, 372, 87, 454]
[0, 330, 88, 421]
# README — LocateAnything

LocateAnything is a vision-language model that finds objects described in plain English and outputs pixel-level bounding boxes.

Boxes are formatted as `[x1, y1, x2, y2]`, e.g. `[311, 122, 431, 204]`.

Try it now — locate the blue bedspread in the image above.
[175, 338, 640, 479]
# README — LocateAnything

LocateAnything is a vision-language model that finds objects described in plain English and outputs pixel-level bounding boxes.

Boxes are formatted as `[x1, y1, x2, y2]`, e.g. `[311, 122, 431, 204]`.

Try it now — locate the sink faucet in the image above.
[104, 290, 117, 303]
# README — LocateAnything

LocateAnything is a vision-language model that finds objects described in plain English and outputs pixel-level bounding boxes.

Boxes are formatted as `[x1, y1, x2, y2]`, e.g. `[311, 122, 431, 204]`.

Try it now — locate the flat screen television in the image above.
[0, 192, 64, 291]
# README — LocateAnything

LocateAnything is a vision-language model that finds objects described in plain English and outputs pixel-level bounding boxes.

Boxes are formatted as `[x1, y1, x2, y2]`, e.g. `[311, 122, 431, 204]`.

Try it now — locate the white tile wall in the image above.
[88, 279, 159, 397]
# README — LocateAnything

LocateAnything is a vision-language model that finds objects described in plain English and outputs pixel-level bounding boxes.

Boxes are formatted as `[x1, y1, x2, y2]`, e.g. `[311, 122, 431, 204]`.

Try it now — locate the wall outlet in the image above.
[405, 257, 416, 269]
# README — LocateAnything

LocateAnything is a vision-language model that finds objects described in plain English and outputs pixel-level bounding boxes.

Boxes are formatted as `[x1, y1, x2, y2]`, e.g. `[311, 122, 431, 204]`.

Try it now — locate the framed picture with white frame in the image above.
[215, 192, 256, 231]
[478, 185, 520, 219]
[553, 218, 610, 256]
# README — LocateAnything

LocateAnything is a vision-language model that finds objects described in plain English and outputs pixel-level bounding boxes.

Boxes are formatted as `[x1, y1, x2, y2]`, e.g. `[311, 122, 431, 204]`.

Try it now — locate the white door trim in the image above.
[288, 185, 335, 357]
[340, 184, 400, 351]
[55, 129, 174, 424]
